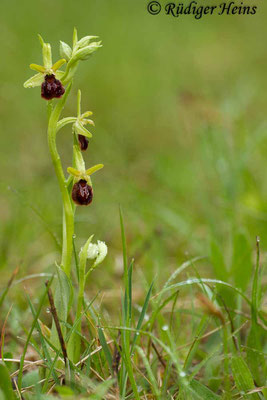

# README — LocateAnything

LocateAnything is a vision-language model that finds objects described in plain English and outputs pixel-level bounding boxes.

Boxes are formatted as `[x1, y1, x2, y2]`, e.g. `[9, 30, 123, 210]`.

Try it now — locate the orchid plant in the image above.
[24, 29, 107, 363]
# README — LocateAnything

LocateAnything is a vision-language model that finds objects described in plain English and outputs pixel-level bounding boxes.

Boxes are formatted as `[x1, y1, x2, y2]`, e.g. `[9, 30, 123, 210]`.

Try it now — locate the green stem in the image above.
[47, 85, 74, 277]
[68, 235, 93, 362]
[73, 261, 85, 361]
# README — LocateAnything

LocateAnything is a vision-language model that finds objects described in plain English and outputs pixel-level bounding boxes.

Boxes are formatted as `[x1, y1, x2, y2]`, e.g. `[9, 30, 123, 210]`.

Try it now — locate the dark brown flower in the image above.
[41, 74, 65, 100]
[78, 134, 89, 151]
[72, 179, 93, 206]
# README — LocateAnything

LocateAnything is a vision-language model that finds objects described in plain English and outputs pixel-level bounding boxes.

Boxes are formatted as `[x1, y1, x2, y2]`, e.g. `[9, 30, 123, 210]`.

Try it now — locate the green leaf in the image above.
[18, 279, 53, 391]
[26, 293, 59, 385]
[131, 281, 154, 351]
[251, 237, 261, 323]
[163, 256, 204, 290]
[231, 232, 252, 290]
[157, 278, 251, 306]
[55, 386, 74, 395]
[98, 327, 113, 373]
[55, 264, 73, 323]
[0, 362, 14, 400]
[50, 265, 73, 351]
[231, 356, 259, 399]
[210, 240, 228, 281]
[136, 346, 160, 399]
[21, 370, 39, 389]
[189, 379, 220, 399]
[246, 323, 266, 386]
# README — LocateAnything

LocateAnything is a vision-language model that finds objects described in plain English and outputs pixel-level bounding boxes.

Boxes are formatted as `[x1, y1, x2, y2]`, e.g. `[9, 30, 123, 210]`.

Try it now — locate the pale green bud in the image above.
[60, 41, 72, 61]
[76, 36, 98, 49]
[73, 42, 102, 62]
[86, 240, 108, 267]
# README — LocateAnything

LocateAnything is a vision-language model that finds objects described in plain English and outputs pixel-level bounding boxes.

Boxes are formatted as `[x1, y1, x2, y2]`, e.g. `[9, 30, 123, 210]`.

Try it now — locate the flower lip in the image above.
[78, 134, 89, 151]
[72, 179, 93, 206]
[41, 74, 65, 100]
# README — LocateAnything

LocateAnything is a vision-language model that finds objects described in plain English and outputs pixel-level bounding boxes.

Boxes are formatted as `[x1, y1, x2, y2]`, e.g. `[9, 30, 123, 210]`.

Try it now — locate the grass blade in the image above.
[0, 362, 14, 400]
[98, 327, 113, 373]
[231, 356, 259, 399]
[131, 281, 154, 352]
[136, 345, 160, 399]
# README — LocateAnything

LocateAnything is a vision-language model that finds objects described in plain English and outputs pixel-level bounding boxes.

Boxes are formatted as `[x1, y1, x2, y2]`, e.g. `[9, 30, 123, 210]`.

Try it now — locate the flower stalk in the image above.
[24, 29, 107, 363]
[47, 85, 74, 276]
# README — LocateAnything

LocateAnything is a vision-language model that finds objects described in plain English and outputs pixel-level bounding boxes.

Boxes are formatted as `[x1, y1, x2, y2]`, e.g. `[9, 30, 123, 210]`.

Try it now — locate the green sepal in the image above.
[42, 41, 52, 69]
[73, 144, 85, 171]
[23, 72, 43, 88]
[77, 89, 81, 116]
[38, 34, 45, 47]
[74, 120, 93, 138]
[73, 27, 78, 48]
[54, 70, 65, 80]
[79, 235, 94, 268]
[56, 117, 77, 132]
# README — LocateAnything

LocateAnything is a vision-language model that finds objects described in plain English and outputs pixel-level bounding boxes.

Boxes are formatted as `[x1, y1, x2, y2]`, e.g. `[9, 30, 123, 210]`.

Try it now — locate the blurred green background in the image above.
[1, 0, 267, 292]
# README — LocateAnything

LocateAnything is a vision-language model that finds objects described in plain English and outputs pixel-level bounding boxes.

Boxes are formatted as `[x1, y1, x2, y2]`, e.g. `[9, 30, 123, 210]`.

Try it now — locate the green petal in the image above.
[83, 118, 95, 126]
[30, 64, 46, 73]
[52, 59, 66, 72]
[67, 167, 81, 177]
[85, 164, 104, 176]
[81, 111, 93, 118]
[23, 73, 43, 88]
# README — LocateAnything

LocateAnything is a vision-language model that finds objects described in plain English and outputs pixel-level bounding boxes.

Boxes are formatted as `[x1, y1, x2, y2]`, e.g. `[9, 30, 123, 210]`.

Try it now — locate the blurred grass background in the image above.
[0, 0, 267, 294]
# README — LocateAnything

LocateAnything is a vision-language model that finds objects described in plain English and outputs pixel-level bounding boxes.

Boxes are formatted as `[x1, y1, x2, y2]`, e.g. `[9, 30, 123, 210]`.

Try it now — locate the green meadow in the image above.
[0, 0, 266, 398]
